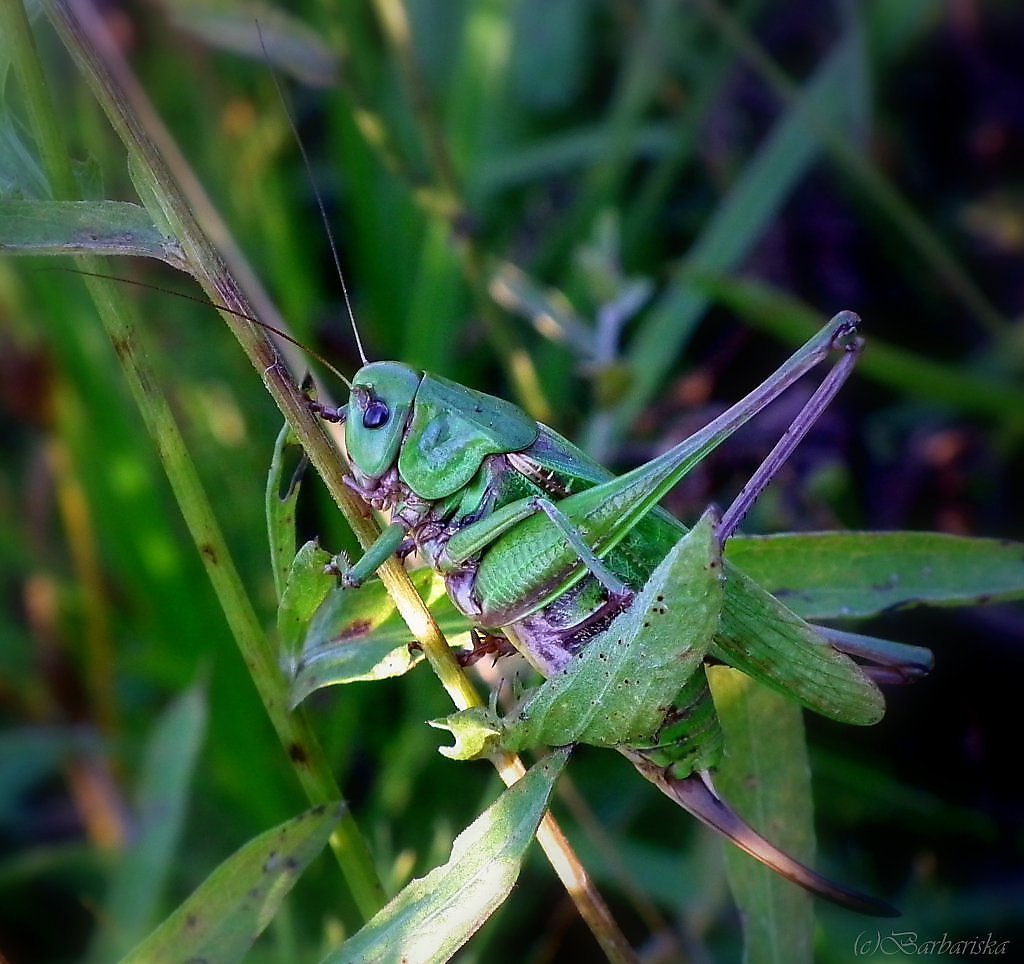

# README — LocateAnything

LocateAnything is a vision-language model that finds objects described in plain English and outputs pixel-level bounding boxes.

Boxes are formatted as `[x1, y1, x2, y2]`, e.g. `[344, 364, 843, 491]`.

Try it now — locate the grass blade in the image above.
[88, 686, 208, 962]
[708, 667, 815, 964]
[324, 750, 569, 964]
[0, 199, 186, 267]
[120, 802, 344, 964]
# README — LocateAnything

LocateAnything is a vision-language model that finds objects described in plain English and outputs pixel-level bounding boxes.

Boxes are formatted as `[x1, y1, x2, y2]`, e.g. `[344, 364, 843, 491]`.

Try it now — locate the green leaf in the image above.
[509, 0, 590, 112]
[160, 0, 339, 88]
[708, 667, 814, 964]
[324, 750, 569, 964]
[609, 33, 867, 445]
[726, 532, 1024, 620]
[277, 540, 334, 660]
[90, 686, 208, 963]
[0, 113, 49, 198]
[0, 199, 187, 267]
[120, 802, 344, 964]
[686, 272, 1024, 423]
[290, 569, 471, 704]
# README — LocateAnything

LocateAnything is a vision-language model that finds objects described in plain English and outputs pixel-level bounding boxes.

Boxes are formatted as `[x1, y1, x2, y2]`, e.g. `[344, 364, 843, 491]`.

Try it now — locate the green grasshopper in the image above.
[308, 309, 930, 917]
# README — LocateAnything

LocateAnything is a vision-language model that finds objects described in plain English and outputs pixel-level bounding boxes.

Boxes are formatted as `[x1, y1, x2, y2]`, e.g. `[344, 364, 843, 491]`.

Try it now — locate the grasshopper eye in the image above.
[362, 398, 390, 429]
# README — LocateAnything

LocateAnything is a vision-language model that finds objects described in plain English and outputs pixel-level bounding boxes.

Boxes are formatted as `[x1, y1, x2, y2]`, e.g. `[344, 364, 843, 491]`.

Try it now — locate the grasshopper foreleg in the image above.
[326, 520, 407, 587]
[308, 400, 347, 423]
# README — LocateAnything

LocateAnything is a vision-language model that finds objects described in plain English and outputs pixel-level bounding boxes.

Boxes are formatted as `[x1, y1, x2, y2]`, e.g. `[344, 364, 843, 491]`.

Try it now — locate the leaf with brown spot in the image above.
[290, 568, 472, 705]
[120, 803, 343, 964]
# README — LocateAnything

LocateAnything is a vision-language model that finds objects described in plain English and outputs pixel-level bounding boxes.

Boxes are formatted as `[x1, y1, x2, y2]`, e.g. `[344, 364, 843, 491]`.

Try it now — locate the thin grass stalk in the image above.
[370, 0, 554, 423]
[322, 0, 553, 422]
[531, 1, 673, 272]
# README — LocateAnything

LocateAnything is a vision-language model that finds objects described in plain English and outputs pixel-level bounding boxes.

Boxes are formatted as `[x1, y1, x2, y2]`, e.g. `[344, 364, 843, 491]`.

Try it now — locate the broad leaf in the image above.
[324, 750, 569, 964]
[290, 569, 471, 705]
[120, 803, 343, 964]
[434, 511, 724, 759]
[727, 532, 1024, 620]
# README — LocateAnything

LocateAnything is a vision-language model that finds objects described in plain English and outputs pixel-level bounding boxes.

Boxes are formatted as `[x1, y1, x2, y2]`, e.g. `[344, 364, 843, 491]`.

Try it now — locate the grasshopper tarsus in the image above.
[458, 630, 517, 668]
[829, 309, 862, 349]
[309, 400, 347, 424]
[323, 552, 358, 588]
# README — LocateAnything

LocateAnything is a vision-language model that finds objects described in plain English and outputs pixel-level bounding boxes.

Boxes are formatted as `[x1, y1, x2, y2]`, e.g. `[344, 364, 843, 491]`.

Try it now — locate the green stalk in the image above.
[15, 0, 385, 920]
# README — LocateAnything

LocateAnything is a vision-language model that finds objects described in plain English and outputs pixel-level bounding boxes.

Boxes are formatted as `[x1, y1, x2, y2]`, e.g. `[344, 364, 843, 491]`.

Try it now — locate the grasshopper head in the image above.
[345, 361, 422, 483]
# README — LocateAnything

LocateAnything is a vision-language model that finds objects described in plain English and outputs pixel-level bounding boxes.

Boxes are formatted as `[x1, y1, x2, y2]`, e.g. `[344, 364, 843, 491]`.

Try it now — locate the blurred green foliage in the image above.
[1, 1, 1023, 961]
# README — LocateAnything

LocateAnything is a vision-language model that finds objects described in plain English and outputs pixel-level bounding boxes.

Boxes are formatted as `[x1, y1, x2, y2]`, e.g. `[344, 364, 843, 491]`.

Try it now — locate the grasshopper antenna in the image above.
[255, 21, 369, 367]
[46, 267, 352, 388]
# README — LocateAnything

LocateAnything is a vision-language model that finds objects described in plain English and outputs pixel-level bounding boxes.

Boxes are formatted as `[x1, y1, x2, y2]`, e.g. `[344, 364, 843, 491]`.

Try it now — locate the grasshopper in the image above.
[308, 309, 928, 917]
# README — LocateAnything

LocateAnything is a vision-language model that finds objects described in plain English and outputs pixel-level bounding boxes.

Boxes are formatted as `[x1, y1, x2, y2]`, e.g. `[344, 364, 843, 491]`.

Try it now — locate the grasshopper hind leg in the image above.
[623, 751, 899, 917]
[719, 316, 862, 544]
